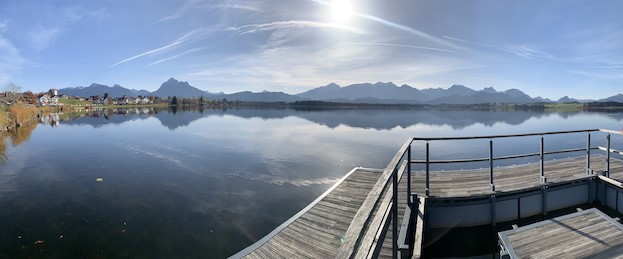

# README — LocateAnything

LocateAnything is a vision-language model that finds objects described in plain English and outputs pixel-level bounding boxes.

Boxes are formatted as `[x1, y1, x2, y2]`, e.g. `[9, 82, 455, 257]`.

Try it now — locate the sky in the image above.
[0, 0, 621, 99]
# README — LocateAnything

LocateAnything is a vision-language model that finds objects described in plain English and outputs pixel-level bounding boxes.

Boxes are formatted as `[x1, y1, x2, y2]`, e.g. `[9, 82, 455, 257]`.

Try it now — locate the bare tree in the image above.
[4, 82, 22, 95]
[3, 82, 23, 103]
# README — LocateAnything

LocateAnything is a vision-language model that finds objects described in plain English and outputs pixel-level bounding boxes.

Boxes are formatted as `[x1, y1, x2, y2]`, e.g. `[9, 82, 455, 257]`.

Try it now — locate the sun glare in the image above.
[331, 0, 354, 23]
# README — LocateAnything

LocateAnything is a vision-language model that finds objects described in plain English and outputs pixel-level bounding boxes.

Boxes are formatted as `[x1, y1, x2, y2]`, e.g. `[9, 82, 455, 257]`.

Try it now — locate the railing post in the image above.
[540, 135, 546, 184]
[607, 134, 611, 177]
[586, 132, 591, 175]
[489, 139, 495, 192]
[407, 145, 412, 207]
[392, 166, 398, 259]
[425, 141, 430, 197]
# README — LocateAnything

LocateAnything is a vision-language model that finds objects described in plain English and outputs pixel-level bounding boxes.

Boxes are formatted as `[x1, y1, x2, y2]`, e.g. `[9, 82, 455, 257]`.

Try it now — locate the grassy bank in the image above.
[0, 105, 39, 130]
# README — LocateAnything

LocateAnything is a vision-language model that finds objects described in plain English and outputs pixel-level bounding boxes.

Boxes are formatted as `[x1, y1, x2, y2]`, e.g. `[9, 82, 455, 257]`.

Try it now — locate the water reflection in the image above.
[0, 120, 38, 164]
[39, 107, 620, 131]
[1, 107, 622, 258]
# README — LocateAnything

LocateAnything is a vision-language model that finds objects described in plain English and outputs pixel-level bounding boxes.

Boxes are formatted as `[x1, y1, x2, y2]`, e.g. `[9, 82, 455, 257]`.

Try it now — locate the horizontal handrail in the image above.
[411, 147, 600, 164]
[361, 129, 620, 258]
[600, 129, 623, 135]
[337, 138, 412, 258]
[598, 146, 623, 155]
[412, 129, 600, 141]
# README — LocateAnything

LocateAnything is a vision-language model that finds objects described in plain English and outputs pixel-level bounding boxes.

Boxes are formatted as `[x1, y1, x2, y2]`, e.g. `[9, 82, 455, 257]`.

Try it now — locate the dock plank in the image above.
[499, 208, 623, 258]
[234, 167, 384, 258]
[233, 156, 623, 258]
[413, 156, 623, 198]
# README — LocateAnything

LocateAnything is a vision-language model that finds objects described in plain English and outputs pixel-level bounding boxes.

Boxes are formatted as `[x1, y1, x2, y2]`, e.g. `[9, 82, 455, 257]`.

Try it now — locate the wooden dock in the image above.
[412, 155, 623, 198]
[231, 158, 623, 258]
[498, 208, 623, 258]
[231, 167, 384, 259]
[229, 129, 623, 258]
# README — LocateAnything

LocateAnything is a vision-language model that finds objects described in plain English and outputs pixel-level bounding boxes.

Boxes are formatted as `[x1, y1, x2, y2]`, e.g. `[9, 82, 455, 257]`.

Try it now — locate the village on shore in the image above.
[2, 88, 161, 107]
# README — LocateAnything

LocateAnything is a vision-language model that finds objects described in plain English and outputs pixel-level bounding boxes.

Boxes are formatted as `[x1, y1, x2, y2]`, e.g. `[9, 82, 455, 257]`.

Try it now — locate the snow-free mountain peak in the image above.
[481, 87, 497, 93]
[153, 78, 209, 98]
[446, 84, 476, 96]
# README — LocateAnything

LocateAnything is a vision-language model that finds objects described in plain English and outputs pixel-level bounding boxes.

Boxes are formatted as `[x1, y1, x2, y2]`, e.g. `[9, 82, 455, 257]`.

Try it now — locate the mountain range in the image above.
[58, 78, 623, 104]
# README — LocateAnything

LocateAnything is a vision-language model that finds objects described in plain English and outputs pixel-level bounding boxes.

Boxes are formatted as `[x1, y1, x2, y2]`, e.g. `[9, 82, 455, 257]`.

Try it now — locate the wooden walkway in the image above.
[231, 156, 623, 258]
[412, 156, 623, 198]
[498, 208, 623, 258]
[231, 167, 384, 259]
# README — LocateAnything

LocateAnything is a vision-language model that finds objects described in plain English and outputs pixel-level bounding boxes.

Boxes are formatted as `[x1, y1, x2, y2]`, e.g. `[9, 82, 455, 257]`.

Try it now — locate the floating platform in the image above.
[499, 208, 623, 258]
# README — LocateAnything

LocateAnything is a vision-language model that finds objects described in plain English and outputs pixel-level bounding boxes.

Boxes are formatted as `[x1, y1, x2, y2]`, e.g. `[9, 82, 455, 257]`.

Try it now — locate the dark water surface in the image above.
[1, 107, 623, 258]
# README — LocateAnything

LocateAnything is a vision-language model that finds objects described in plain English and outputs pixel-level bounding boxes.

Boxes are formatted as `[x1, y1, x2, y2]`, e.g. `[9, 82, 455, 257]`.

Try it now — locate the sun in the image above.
[331, 0, 354, 23]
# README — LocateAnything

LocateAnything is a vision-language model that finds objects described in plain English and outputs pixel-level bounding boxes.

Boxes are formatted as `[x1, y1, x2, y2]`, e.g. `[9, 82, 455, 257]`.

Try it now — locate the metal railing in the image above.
[357, 128, 623, 259]
[410, 129, 623, 197]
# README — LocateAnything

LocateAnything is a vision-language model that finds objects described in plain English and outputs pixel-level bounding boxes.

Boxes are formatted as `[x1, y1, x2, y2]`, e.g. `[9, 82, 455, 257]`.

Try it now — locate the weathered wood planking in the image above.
[233, 167, 384, 259]
[233, 156, 623, 258]
[412, 156, 623, 198]
[499, 208, 623, 258]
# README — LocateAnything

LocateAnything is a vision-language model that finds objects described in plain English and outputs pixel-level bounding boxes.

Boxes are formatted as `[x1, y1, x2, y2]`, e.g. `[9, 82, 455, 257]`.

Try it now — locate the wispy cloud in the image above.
[567, 67, 623, 80]
[212, 3, 261, 12]
[24, 7, 110, 50]
[109, 30, 199, 68]
[156, 14, 180, 23]
[0, 22, 29, 81]
[503, 45, 554, 59]
[359, 14, 462, 50]
[443, 36, 554, 59]
[183, 37, 473, 94]
[155, 0, 203, 23]
[0, 21, 7, 33]
[147, 47, 207, 67]
[306, 0, 462, 50]
[347, 42, 460, 54]
[28, 27, 61, 50]
[226, 20, 367, 35]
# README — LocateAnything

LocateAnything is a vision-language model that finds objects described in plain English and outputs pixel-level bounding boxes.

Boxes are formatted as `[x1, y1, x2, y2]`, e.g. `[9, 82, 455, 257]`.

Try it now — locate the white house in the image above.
[50, 96, 59, 105]
[39, 94, 59, 106]
[39, 95, 49, 105]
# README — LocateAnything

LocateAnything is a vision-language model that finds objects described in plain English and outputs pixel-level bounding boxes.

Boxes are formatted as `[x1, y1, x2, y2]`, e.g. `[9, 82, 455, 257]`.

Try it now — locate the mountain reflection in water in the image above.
[45, 107, 620, 131]
[1, 107, 622, 258]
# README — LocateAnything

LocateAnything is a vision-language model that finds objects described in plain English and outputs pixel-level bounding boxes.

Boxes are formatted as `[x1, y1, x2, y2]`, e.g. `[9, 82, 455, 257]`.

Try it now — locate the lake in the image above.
[1, 107, 623, 258]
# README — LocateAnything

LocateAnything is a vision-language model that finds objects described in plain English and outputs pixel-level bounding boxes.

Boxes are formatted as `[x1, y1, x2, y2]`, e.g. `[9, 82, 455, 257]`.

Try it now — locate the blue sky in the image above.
[0, 0, 621, 99]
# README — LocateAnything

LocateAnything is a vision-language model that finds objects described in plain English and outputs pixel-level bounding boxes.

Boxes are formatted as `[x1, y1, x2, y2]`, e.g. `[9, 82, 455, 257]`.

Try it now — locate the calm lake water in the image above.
[1, 107, 623, 258]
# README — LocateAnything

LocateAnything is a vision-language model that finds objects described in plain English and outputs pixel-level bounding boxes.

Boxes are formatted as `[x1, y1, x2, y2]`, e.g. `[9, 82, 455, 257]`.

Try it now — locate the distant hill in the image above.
[599, 94, 623, 103]
[558, 96, 580, 103]
[297, 83, 548, 104]
[152, 78, 212, 98]
[420, 85, 476, 101]
[297, 82, 426, 102]
[59, 83, 148, 98]
[428, 92, 528, 105]
[59, 78, 214, 98]
[533, 96, 553, 103]
[56, 78, 621, 105]
[214, 91, 304, 102]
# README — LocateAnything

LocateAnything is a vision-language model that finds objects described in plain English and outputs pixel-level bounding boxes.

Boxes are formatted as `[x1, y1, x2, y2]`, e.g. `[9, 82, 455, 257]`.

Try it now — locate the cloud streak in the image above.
[146, 47, 207, 67]
[155, 0, 203, 23]
[213, 3, 261, 12]
[0, 22, 29, 80]
[306, 0, 462, 50]
[443, 36, 554, 59]
[28, 27, 61, 50]
[567, 68, 623, 80]
[347, 42, 460, 54]
[109, 30, 199, 68]
[226, 20, 368, 35]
